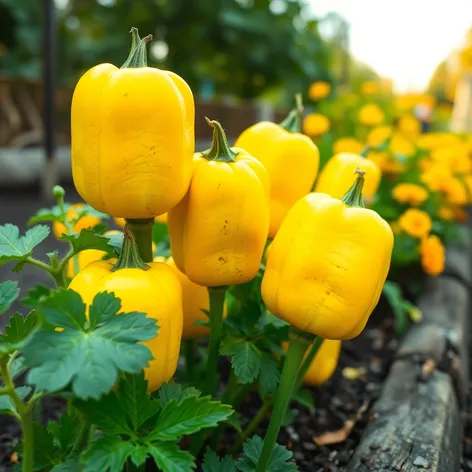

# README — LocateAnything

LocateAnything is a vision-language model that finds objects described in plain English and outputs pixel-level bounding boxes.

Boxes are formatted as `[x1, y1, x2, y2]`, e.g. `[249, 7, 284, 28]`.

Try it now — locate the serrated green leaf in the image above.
[148, 443, 195, 472]
[0, 224, 50, 266]
[21, 284, 51, 308]
[148, 395, 233, 442]
[60, 229, 113, 255]
[82, 437, 133, 472]
[2, 311, 38, 347]
[224, 411, 242, 434]
[50, 459, 80, 472]
[88, 292, 121, 329]
[259, 354, 280, 397]
[32, 422, 58, 469]
[236, 436, 298, 472]
[39, 289, 86, 330]
[0, 281, 19, 315]
[292, 389, 314, 410]
[203, 448, 236, 472]
[159, 381, 183, 406]
[47, 411, 82, 457]
[10, 356, 26, 380]
[232, 342, 261, 384]
[28, 204, 70, 225]
[0, 386, 31, 416]
[130, 446, 149, 467]
[24, 293, 157, 399]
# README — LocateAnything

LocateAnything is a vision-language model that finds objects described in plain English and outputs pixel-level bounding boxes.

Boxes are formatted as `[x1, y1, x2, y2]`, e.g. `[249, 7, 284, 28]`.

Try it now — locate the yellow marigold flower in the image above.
[361, 81, 377, 95]
[398, 208, 432, 238]
[390, 133, 415, 157]
[442, 177, 468, 205]
[420, 165, 452, 192]
[358, 103, 385, 126]
[431, 145, 471, 174]
[438, 206, 454, 221]
[398, 114, 420, 140]
[303, 113, 330, 137]
[420, 235, 445, 276]
[392, 183, 429, 206]
[418, 157, 433, 172]
[367, 125, 392, 147]
[308, 81, 331, 101]
[333, 137, 364, 155]
[367, 150, 389, 170]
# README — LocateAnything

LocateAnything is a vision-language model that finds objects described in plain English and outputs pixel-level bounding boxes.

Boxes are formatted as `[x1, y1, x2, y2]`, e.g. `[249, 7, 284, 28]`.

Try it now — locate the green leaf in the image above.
[232, 342, 261, 384]
[2, 311, 38, 347]
[88, 291, 121, 329]
[130, 446, 149, 468]
[0, 224, 50, 266]
[82, 437, 133, 472]
[0, 386, 31, 416]
[0, 281, 19, 315]
[47, 411, 82, 457]
[203, 448, 236, 472]
[224, 411, 242, 434]
[32, 423, 58, 469]
[10, 356, 27, 380]
[292, 389, 314, 410]
[159, 382, 201, 406]
[28, 204, 70, 225]
[106, 231, 124, 256]
[50, 459, 80, 472]
[148, 395, 233, 442]
[60, 229, 114, 255]
[148, 443, 195, 472]
[258, 354, 280, 397]
[236, 436, 298, 472]
[24, 291, 157, 399]
[382, 281, 410, 334]
[21, 284, 51, 309]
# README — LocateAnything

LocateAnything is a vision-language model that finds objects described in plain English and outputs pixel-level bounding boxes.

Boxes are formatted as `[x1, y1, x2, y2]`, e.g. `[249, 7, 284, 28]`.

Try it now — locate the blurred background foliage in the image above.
[0, 0, 379, 105]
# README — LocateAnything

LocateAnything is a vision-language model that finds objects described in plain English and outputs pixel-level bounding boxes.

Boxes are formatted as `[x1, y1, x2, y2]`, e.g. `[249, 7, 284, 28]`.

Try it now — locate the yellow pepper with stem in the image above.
[68, 228, 183, 391]
[71, 28, 194, 218]
[235, 96, 319, 238]
[168, 118, 270, 287]
[262, 169, 393, 340]
[315, 152, 381, 202]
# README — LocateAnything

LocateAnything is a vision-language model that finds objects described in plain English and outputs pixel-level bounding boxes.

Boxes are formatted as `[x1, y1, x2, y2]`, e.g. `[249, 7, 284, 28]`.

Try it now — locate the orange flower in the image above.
[303, 113, 330, 136]
[308, 81, 331, 101]
[333, 137, 363, 155]
[52, 203, 101, 238]
[420, 235, 445, 276]
[358, 104, 384, 126]
[398, 208, 432, 238]
[392, 183, 429, 206]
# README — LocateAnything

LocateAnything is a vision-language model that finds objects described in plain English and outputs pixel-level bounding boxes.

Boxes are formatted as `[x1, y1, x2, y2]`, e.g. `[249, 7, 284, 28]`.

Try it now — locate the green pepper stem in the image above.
[112, 226, 150, 271]
[293, 336, 324, 392]
[124, 218, 154, 263]
[201, 118, 237, 163]
[204, 286, 228, 395]
[280, 93, 303, 133]
[255, 328, 315, 472]
[340, 168, 366, 208]
[121, 30, 152, 68]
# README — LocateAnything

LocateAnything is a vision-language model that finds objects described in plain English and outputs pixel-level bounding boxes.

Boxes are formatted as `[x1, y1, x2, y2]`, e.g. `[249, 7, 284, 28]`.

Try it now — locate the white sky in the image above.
[308, 0, 472, 92]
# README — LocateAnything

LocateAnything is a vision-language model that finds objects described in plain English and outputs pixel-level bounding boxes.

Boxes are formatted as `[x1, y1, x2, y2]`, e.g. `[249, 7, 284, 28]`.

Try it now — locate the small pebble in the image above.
[413, 456, 430, 468]
[303, 442, 316, 451]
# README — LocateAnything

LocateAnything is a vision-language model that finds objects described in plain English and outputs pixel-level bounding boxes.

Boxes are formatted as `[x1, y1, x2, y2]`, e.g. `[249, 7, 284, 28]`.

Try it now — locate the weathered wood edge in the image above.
[346, 230, 471, 472]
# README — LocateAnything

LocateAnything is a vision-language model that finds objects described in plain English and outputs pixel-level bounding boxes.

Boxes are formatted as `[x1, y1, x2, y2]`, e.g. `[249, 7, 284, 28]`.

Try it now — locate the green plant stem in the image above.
[184, 339, 196, 384]
[293, 337, 324, 392]
[255, 328, 315, 472]
[204, 286, 228, 396]
[125, 218, 154, 263]
[0, 360, 34, 472]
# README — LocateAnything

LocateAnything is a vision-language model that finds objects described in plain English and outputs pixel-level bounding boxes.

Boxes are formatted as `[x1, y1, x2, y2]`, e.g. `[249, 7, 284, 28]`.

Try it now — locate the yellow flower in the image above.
[392, 183, 429, 206]
[398, 114, 420, 140]
[438, 206, 454, 221]
[442, 177, 468, 205]
[420, 165, 452, 192]
[358, 104, 385, 126]
[367, 125, 392, 147]
[366, 150, 389, 170]
[398, 209, 432, 238]
[418, 157, 433, 172]
[390, 133, 415, 157]
[361, 81, 377, 95]
[420, 235, 445, 276]
[303, 113, 330, 136]
[308, 81, 331, 101]
[431, 145, 471, 174]
[333, 137, 363, 155]
[464, 175, 472, 202]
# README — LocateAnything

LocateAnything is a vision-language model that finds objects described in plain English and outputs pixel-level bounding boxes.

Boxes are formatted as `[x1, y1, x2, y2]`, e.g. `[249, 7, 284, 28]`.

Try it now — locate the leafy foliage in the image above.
[0, 280, 19, 315]
[382, 281, 415, 334]
[23, 290, 157, 399]
[202, 449, 236, 472]
[60, 229, 114, 255]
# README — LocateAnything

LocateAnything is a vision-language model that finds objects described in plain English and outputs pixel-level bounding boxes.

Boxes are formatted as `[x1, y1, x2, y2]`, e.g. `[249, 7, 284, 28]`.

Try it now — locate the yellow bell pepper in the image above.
[69, 230, 183, 391]
[315, 152, 381, 201]
[235, 101, 319, 238]
[302, 340, 341, 386]
[262, 169, 393, 340]
[53, 203, 101, 238]
[168, 118, 270, 287]
[71, 28, 194, 218]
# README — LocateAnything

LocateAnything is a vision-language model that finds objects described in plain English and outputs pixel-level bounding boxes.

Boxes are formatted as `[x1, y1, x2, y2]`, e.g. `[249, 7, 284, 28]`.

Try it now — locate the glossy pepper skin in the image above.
[302, 340, 341, 386]
[235, 103, 320, 238]
[68, 258, 183, 391]
[315, 153, 381, 202]
[168, 119, 270, 287]
[262, 170, 393, 340]
[71, 29, 194, 218]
